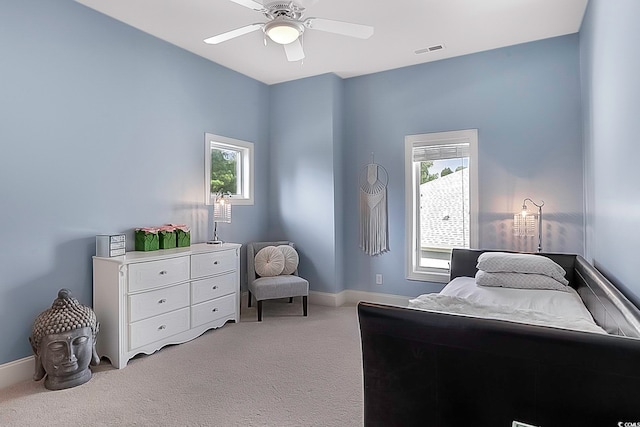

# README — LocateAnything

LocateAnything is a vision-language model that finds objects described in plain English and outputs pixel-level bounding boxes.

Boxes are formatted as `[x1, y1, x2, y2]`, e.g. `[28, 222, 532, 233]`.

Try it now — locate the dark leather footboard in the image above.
[359, 302, 640, 426]
[358, 249, 640, 427]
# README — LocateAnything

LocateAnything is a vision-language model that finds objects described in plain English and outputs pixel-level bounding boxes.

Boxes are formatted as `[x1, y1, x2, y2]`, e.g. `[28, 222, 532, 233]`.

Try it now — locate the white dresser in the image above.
[93, 243, 241, 369]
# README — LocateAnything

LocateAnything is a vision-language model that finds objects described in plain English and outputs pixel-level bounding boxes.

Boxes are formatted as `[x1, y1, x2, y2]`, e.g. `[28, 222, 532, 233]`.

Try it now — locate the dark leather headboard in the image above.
[449, 248, 640, 338]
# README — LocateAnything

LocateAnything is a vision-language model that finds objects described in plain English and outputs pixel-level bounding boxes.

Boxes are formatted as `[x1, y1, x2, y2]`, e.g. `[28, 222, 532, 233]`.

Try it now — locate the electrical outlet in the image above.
[375, 274, 383, 285]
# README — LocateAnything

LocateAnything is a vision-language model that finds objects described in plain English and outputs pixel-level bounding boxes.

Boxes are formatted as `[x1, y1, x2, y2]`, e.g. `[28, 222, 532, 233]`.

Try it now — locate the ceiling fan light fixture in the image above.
[264, 20, 302, 45]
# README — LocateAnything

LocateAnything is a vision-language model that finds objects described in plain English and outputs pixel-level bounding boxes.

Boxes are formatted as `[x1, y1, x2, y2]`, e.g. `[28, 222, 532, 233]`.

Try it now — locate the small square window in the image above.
[205, 133, 254, 205]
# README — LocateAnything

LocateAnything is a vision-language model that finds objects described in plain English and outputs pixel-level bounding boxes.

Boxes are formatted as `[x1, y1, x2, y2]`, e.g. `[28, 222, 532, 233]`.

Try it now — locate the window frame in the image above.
[204, 133, 254, 205]
[404, 129, 479, 283]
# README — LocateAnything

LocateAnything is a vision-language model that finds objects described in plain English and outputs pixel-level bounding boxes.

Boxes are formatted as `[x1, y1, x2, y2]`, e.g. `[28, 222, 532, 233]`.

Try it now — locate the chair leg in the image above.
[248, 291, 252, 307]
[257, 300, 263, 321]
[289, 297, 293, 303]
[303, 296, 308, 317]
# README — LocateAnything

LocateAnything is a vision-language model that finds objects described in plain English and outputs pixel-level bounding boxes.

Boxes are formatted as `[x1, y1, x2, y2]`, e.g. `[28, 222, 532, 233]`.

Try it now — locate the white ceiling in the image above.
[75, 0, 588, 85]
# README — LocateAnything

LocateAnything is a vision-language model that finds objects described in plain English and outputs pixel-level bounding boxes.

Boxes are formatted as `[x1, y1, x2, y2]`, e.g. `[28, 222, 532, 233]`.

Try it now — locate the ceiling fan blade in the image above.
[228, 0, 265, 11]
[305, 18, 374, 39]
[204, 23, 263, 45]
[283, 38, 305, 62]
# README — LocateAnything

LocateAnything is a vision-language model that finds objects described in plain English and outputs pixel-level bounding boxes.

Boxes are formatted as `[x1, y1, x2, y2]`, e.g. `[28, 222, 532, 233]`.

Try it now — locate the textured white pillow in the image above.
[254, 246, 285, 277]
[475, 270, 569, 292]
[277, 245, 299, 275]
[476, 252, 568, 285]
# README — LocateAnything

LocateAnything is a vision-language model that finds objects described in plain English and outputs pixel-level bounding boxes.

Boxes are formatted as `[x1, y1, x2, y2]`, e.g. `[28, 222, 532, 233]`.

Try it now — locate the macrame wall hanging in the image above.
[359, 156, 389, 256]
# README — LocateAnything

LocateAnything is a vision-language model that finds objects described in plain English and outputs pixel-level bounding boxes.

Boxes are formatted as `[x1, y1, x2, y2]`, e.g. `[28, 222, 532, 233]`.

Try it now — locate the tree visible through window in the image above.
[204, 133, 254, 205]
[210, 148, 238, 195]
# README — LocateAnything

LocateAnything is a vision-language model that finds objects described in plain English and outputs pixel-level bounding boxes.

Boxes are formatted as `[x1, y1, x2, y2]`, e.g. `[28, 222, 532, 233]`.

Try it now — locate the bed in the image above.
[358, 249, 640, 427]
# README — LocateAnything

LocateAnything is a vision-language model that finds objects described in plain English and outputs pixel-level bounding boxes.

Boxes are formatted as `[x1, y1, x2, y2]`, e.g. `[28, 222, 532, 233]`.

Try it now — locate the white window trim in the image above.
[404, 129, 479, 283]
[204, 133, 254, 205]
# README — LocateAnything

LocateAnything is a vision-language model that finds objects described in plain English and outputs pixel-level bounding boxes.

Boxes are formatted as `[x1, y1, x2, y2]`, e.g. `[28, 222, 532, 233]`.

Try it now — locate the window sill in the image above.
[228, 197, 253, 206]
[406, 270, 450, 284]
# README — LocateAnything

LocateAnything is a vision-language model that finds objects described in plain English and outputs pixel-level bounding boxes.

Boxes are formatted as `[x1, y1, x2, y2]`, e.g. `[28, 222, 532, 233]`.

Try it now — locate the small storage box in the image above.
[135, 229, 159, 251]
[158, 230, 176, 249]
[96, 234, 126, 257]
[176, 229, 191, 247]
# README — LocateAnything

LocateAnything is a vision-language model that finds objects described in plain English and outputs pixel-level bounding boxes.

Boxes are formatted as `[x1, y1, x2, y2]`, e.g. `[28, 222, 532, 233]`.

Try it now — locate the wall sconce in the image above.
[209, 193, 232, 245]
[514, 198, 544, 252]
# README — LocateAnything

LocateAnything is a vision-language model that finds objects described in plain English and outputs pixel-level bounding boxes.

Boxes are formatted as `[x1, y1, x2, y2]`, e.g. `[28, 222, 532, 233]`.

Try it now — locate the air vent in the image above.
[415, 44, 446, 55]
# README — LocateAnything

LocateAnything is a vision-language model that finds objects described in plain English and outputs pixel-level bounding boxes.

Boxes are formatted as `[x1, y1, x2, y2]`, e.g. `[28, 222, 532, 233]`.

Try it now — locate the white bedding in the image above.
[408, 277, 605, 334]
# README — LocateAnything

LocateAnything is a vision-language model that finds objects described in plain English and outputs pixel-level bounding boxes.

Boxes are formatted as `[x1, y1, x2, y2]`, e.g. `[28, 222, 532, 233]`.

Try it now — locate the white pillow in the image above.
[441, 277, 594, 319]
[476, 252, 568, 285]
[277, 245, 299, 275]
[475, 270, 569, 292]
[254, 246, 285, 277]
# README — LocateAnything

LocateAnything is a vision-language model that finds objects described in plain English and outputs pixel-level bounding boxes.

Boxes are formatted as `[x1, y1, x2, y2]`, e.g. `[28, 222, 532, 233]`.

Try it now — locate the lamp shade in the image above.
[513, 211, 536, 237]
[213, 195, 232, 223]
[514, 198, 544, 252]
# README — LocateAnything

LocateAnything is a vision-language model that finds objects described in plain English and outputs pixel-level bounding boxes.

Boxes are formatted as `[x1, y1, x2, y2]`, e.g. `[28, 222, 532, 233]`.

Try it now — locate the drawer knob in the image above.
[212, 285, 218, 290]
[212, 308, 218, 312]
[159, 270, 168, 275]
[158, 325, 166, 330]
[213, 261, 219, 265]
[158, 299, 167, 304]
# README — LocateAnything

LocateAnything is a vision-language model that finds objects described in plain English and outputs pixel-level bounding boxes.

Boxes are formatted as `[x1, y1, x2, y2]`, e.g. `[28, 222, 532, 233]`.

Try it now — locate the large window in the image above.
[405, 129, 478, 282]
[204, 133, 254, 205]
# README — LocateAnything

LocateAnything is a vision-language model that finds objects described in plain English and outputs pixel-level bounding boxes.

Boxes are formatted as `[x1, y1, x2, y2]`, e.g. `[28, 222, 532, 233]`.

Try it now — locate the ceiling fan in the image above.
[204, 0, 374, 62]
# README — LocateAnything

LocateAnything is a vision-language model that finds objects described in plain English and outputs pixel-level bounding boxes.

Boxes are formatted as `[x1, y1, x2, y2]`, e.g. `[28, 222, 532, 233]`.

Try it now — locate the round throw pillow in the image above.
[254, 246, 285, 277]
[277, 245, 299, 275]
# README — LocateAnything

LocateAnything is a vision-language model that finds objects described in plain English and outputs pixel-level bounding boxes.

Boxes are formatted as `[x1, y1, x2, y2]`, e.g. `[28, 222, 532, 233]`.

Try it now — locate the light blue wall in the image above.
[580, 0, 640, 307]
[342, 35, 584, 296]
[0, 0, 269, 364]
[332, 76, 346, 295]
[0, 1, 591, 367]
[268, 74, 344, 293]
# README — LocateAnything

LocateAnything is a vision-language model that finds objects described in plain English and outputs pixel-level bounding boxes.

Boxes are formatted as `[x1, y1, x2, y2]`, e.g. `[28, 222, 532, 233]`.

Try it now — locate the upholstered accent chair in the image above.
[247, 241, 309, 321]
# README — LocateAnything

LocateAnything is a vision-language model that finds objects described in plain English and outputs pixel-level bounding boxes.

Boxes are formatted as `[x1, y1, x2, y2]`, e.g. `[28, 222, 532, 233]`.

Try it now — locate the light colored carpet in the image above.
[0, 298, 364, 427]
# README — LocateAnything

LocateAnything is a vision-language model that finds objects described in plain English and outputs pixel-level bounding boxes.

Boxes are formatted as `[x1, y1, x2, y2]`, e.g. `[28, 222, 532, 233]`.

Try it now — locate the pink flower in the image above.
[169, 223, 190, 232]
[136, 227, 160, 234]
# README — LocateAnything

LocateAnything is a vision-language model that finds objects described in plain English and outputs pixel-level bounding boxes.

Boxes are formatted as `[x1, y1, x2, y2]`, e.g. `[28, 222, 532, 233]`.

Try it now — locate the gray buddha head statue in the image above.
[29, 288, 100, 390]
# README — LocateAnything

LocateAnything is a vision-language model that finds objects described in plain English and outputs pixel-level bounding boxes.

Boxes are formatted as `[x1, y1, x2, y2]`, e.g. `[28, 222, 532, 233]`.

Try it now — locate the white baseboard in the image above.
[243, 289, 410, 308]
[308, 290, 346, 307]
[2, 290, 409, 390]
[345, 290, 410, 307]
[309, 289, 409, 308]
[0, 356, 33, 390]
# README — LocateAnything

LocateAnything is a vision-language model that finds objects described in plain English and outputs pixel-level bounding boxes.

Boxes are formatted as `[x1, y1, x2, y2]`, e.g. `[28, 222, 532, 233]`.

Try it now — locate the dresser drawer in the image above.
[129, 307, 190, 350]
[129, 283, 190, 323]
[191, 273, 236, 305]
[191, 294, 236, 328]
[128, 256, 190, 292]
[191, 250, 236, 279]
